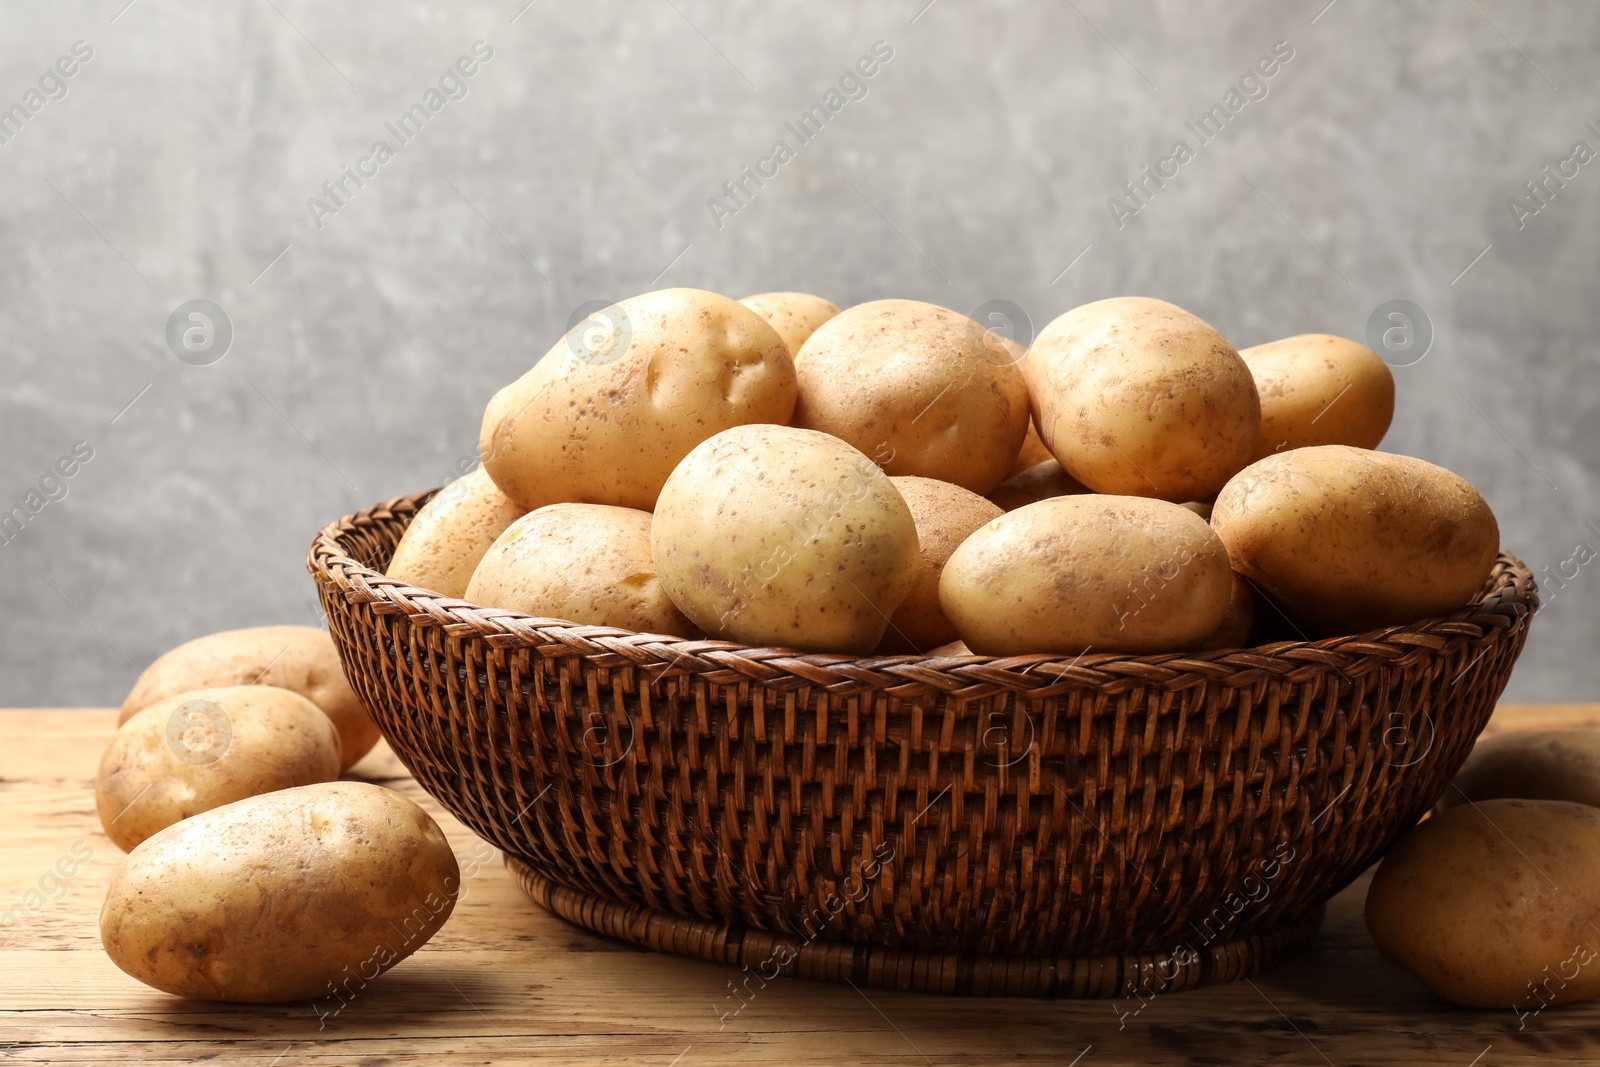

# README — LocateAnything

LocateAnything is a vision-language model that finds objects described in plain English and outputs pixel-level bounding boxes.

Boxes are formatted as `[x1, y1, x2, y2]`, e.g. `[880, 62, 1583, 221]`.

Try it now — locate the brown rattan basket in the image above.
[309, 489, 1537, 998]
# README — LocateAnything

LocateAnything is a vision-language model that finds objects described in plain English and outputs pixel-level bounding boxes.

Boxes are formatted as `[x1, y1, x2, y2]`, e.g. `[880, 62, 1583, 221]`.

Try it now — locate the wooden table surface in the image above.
[6, 705, 1600, 1066]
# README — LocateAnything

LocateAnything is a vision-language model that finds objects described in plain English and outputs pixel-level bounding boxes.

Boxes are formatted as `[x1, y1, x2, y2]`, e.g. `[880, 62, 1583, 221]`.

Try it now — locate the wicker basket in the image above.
[309, 490, 1537, 997]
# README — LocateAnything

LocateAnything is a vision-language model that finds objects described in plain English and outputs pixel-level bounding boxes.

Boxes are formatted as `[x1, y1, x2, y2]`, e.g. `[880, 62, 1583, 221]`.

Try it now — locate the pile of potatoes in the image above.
[389, 288, 1501, 657]
[94, 626, 459, 1002]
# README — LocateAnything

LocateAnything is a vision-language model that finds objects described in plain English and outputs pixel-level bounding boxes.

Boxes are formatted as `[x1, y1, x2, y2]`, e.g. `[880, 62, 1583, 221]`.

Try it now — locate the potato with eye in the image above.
[465, 503, 694, 636]
[652, 425, 919, 653]
[940, 495, 1234, 655]
[1241, 333, 1394, 461]
[1439, 730, 1600, 812]
[386, 467, 524, 598]
[1025, 297, 1260, 501]
[1365, 799, 1600, 1009]
[791, 300, 1031, 495]
[738, 292, 840, 357]
[877, 477, 1003, 654]
[987, 459, 1090, 512]
[480, 288, 797, 512]
[119, 625, 377, 770]
[100, 781, 459, 1002]
[1210, 445, 1500, 636]
[97, 686, 342, 852]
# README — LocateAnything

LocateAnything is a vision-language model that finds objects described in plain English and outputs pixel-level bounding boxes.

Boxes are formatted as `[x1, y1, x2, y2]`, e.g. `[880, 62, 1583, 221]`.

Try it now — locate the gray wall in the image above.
[2, 0, 1596, 706]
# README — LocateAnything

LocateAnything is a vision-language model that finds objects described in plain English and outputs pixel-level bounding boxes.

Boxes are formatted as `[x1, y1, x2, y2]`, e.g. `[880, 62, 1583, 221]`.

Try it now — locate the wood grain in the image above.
[4, 706, 1599, 1065]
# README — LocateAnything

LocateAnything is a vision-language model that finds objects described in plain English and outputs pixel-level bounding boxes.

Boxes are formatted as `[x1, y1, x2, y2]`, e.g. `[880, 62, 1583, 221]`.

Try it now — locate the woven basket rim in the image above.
[307, 488, 1539, 697]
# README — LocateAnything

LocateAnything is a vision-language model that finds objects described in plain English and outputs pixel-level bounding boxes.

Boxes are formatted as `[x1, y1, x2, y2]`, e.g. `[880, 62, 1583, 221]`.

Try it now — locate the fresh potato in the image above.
[1210, 445, 1500, 636]
[97, 686, 342, 852]
[940, 495, 1233, 655]
[100, 781, 459, 1003]
[1007, 421, 1054, 477]
[738, 291, 840, 356]
[464, 503, 693, 636]
[386, 467, 524, 599]
[1241, 333, 1394, 461]
[119, 625, 377, 770]
[1025, 297, 1260, 501]
[1366, 799, 1600, 1009]
[987, 459, 1089, 512]
[927, 639, 973, 657]
[791, 299, 1031, 494]
[1194, 573, 1255, 650]
[878, 477, 1003, 654]
[480, 288, 797, 512]
[652, 425, 919, 653]
[1440, 730, 1600, 812]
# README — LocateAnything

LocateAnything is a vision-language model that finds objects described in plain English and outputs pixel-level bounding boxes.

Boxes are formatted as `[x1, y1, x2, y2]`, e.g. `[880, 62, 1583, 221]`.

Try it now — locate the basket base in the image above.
[505, 856, 1325, 998]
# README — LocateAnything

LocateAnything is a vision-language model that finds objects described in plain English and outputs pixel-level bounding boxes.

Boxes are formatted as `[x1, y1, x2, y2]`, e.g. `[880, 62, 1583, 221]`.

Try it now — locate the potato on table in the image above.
[100, 781, 459, 1003]
[1366, 799, 1600, 1009]
[1441, 729, 1600, 812]
[1210, 445, 1499, 636]
[1025, 297, 1260, 502]
[480, 287, 797, 512]
[465, 503, 694, 636]
[791, 299, 1031, 495]
[386, 466, 524, 599]
[652, 424, 919, 654]
[1241, 333, 1394, 461]
[97, 685, 342, 852]
[940, 495, 1233, 655]
[120, 625, 378, 769]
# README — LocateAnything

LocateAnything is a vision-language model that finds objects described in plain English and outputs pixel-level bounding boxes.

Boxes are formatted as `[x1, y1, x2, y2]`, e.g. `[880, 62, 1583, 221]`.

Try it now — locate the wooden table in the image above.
[6, 705, 1600, 1065]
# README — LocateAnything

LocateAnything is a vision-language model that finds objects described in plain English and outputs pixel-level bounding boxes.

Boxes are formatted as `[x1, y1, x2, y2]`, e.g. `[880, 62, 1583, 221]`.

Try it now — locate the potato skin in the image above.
[386, 467, 524, 599]
[1007, 421, 1054, 477]
[792, 299, 1031, 494]
[878, 476, 1003, 654]
[1193, 572, 1256, 651]
[940, 495, 1234, 655]
[652, 425, 919, 654]
[987, 459, 1090, 512]
[1241, 333, 1394, 461]
[119, 626, 377, 770]
[464, 503, 693, 636]
[1440, 730, 1600, 812]
[1210, 445, 1500, 636]
[480, 288, 797, 512]
[1365, 799, 1600, 1009]
[738, 291, 840, 356]
[1025, 297, 1260, 501]
[97, 685, 342, 852]
[100, 781, 459, 1003]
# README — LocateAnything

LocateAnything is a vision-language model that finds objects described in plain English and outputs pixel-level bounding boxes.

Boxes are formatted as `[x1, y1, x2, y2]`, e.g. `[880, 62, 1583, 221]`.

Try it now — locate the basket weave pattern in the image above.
[310, 490, 1536, 995]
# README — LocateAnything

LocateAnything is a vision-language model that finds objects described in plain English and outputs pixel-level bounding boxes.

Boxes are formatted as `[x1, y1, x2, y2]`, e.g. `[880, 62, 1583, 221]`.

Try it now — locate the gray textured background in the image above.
[2, 0, 1595, 706]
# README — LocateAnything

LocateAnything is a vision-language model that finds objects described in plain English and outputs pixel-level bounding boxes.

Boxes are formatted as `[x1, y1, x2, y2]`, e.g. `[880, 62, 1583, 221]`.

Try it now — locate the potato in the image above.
[1366, 799, 1600, 1009]
[96, 686, 342, 852]
[940, 495, 1233, 655]
[1210, 445, 1500, 636]
[120, 625, 378, 770]
[1025, 297, 1260, 501]
[1440, 730, 1600, 812]
[1194, 573, 1255, 651]
[987, 459, 1089, 512]
[927, 639, 973, 657]
[100, 781, 459, 1003]
[386, 467, 524, 599]
[1241, 333, 1394, 461]
[480, 288, 797, 512]
[1180, 500, 1213, 521]
[464, 503, 693, 636]
[791, 299, 1031, 494]
[1008, 421, 1054, 477]
[652, 425, 919, 653]
[878, 477, 1003, 654]
[738, 291, 840, 356]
